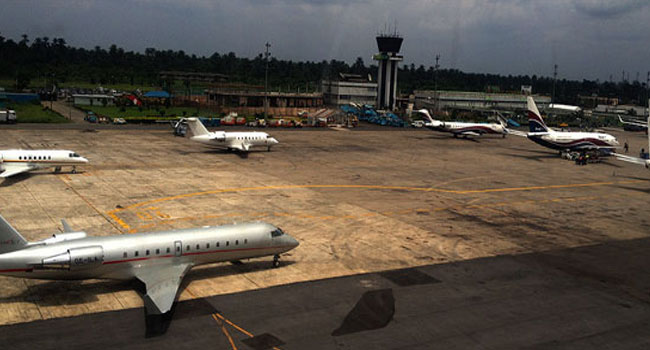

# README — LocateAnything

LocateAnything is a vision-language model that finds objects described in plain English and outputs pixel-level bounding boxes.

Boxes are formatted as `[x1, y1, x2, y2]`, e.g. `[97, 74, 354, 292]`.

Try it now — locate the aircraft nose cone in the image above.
[287, 235, 299, 248]
[270, 137, 279, 144]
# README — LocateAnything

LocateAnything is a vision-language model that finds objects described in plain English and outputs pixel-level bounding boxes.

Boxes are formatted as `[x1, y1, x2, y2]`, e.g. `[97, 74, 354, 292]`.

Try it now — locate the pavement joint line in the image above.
[119, 194, 607, 233]
[56, 175, 125, 234]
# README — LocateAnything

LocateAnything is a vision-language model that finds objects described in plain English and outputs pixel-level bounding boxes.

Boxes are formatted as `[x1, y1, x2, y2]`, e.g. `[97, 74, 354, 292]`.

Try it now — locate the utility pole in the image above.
[646, 71, 649, 110]
[264, 42, 271, 121]
[434, 54, 440, 112]
[552, 64, 558, 103]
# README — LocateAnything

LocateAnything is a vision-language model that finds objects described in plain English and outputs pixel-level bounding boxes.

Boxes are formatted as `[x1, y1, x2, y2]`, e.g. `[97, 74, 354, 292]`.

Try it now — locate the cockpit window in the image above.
[271, 228, 285, 237]
[72, 153, 81, 158]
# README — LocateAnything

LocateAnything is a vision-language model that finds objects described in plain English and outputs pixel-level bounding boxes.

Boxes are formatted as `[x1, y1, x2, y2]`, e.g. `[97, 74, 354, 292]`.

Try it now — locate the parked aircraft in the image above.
[512, 97, 619, 153]
[0, 213, 299, 315]
[615, 117, 650, 169]
[184, 118, 279, 152]
[0, 150, 88, 178]
[618, 115, 648, 132]
[417, 109, 508, 138]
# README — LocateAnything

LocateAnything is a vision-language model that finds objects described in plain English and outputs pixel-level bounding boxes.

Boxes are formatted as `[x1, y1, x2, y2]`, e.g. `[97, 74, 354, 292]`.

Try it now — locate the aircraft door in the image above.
[174, 241, 182, 257]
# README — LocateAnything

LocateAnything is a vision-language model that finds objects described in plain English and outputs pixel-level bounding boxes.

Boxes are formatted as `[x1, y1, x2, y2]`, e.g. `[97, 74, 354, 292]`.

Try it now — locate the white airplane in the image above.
[0, 150, 89, 178]
[184, 118, 279, 152]
[618, 115, 648, 132]
[614, 116, 650, 169]
[417, 109, 508, 138]
[512, 97, 619, 153]
[0, 212, 299, 315]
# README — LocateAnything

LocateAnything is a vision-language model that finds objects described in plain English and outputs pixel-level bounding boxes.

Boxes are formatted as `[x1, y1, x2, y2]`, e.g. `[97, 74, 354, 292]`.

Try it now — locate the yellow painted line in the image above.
[213, 313, 281, 350]
[212, 314, 238, 350]
[106, 181, 645, 231]
[122, 194, 604, 233]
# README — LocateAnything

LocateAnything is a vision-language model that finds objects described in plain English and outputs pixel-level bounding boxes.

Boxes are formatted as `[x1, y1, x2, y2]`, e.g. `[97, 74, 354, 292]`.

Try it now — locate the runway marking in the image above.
[213, 312, 282, 350]
[106, 180, 645, 231]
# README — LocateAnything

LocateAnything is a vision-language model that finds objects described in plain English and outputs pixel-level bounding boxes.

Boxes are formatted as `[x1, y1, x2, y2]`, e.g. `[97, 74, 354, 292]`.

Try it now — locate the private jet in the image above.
[0, 213, 299, 316]
[184, 117, 279, 152]
[0, 149, 88, 178]
[615, 117, 650, 169]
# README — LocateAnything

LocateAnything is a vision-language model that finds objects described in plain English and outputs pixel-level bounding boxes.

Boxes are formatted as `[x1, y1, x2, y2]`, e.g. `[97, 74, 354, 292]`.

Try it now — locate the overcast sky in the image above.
[1, 0, 649, 81]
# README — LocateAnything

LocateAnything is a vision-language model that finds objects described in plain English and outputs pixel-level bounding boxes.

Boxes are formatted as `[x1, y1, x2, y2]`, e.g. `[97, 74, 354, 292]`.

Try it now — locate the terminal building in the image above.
[321, 73, 377, 107]
[204, 88, 323, 116]
[414, 90, 551, 112]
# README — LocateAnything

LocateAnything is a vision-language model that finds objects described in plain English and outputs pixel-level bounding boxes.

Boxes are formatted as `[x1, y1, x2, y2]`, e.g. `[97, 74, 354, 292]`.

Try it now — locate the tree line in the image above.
[0, 34, 647, 105]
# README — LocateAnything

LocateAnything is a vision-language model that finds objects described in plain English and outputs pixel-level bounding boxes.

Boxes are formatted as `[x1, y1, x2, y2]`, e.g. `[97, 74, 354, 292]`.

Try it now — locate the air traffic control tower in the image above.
[373, 32, 403, 110]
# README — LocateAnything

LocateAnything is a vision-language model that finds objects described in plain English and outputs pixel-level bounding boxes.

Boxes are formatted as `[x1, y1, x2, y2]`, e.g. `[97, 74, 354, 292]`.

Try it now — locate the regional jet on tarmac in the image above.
[0, 149, 88, 178]
[618, 115, 648, 132]
[184, 117, 279, 152]
[0, 213, 299, 315]
[614, 117, 650, 169]
[511, 97, 619, 153]
[417, 109, 508, 138]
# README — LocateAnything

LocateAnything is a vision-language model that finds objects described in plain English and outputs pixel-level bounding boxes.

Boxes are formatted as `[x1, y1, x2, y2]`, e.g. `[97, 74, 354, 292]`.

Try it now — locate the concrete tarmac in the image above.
[0, 125, 649, 347]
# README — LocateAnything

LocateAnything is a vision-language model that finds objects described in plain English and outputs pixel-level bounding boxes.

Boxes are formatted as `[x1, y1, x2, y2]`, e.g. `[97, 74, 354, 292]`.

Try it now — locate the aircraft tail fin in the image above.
[417, 109, 435, 124]
[0, 213, 28, 254]
[185, 118, 210, 137]
[527, 97, 551, 133]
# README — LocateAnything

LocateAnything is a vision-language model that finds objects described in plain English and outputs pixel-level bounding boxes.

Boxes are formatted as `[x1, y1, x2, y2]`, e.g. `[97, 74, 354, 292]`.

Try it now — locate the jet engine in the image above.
[41, 246, 104, 270]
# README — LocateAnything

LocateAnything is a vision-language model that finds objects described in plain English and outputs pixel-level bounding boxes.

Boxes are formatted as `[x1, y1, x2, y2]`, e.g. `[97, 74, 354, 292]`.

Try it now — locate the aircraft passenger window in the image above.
[123, 252, 127, 258]
[156, 249, 160, 255]
[226, 241, 229, 246]
[217, 242, 220, 247]
[69, 153, 73, 157]
[187, 245, 190, 251]
[19, 156, 21, 160]
[167, 247, 171, 253]
[135, 251, 139, 257]
[49, 156, 51, 160]
[235, 240, 239, 245]
[146, 250, 150, 256]
[206, 243, 210, 248]
[244, 239, 248, 244]
[196, 244, 200, 250]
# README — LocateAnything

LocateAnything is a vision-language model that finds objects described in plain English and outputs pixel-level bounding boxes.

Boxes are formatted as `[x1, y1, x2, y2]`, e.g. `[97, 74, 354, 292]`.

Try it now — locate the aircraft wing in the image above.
[457, 131, 481, 136]
[614, 153, 649, 167]
[133, 262, 193, 314]
[231, 142, 251, 152]
[0, 163, 36, 178]
[505, 129, 528, 137]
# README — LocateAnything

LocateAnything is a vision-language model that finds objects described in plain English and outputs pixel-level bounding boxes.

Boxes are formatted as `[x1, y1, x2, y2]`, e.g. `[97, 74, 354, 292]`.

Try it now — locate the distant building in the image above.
[577, 95, 618, 109]
[321, 73, 377, 107]
[414, 90, 551, 111]
[204, 89, 323, 116]
[72, 94, 115, 106]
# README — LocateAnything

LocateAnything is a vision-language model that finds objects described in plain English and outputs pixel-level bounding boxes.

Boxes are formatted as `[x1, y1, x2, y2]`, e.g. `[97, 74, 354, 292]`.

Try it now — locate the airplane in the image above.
[0, 149, 88, 178]
[618, 115, 648, 132]
[184, 117, 279, 152]
[416, 109, 508, 138]
[511, 97, 619, 153]
[614, 116, 650, 169]
[0, 213, 299, 316]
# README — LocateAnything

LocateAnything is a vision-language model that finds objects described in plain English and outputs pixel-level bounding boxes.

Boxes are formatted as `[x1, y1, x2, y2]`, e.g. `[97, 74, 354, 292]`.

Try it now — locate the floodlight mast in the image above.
[264, 42, 271, 121]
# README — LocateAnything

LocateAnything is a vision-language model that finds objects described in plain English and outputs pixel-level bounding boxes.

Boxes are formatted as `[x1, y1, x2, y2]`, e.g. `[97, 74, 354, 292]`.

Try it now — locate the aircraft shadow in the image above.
[500, 152, 558, 163]
[0, 259, 297, 308]
[615, 185, 650, 194]
[0, 173, 33, 186]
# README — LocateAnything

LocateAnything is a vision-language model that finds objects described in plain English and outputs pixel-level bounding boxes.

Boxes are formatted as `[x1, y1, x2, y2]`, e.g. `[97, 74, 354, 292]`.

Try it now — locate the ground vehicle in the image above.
[84, 112, 98, 123]
[0, 110, 17, 124]
[411, 120, 425, 128]
[112, 118, 127, 125]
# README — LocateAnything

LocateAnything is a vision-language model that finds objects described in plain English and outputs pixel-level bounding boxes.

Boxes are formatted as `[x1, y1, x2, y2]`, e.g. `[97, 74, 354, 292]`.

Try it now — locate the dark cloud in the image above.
[574, 0, 649, 18]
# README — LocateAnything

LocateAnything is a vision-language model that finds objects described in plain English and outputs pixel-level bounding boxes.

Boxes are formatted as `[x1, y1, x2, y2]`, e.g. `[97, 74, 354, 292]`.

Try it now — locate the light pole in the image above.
[552, 64, 558, 103]
[434, 54, 440, 112]
[264, 42, 271, 121]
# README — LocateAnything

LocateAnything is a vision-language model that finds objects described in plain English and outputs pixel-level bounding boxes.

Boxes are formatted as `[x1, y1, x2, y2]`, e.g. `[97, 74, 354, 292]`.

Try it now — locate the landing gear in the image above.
[267, 146, 271, 152]
[272, 254, 280, 268]
[71, 166, 77, 174]
[54, 166, 61, 173]
[502, 134, 506, 138]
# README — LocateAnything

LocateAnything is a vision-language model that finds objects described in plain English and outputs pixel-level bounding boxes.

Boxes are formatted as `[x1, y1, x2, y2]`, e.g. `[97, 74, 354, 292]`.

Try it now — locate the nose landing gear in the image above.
[272, 254, 280, 268]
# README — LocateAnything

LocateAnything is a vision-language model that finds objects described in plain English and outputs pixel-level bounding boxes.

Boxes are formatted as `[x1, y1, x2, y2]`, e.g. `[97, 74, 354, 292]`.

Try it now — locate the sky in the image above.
[1, 0, 649, 82]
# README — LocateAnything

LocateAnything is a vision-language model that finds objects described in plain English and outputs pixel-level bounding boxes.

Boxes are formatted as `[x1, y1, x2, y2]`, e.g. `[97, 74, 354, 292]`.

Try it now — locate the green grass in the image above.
[10, 103, 70, 123]
[81, 106, 219, 119]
